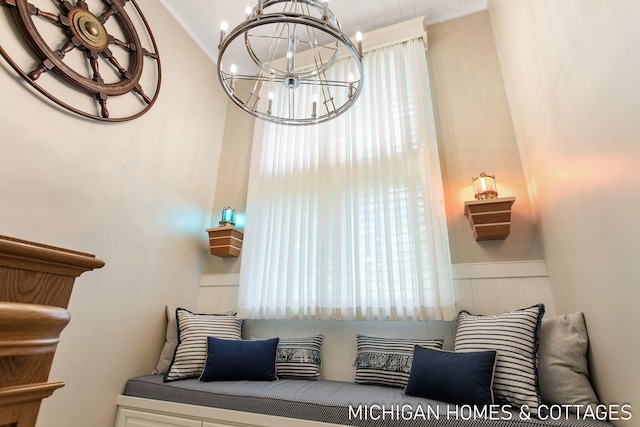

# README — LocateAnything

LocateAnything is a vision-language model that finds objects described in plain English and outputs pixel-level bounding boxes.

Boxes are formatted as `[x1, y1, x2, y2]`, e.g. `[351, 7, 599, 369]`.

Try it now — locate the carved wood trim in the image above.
[0, 382, 64, 406]
[0, 303, 70, 357]
[0, 235, 105, 277]
[0, 235, 104, 427]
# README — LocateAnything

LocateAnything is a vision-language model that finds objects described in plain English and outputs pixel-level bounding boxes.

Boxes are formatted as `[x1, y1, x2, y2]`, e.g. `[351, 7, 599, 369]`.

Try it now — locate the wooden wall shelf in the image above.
[206, 226, 244, 258]
[464, 197, 516, 241]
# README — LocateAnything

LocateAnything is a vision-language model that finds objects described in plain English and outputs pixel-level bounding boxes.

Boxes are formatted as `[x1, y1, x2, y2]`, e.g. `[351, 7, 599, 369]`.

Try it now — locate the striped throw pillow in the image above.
[164, 308, 243, 382]
[353, 335, 444, 388]
[153, 306, 236, 374]
[276, 334, 323, 380]
[455, 304, 545, 412]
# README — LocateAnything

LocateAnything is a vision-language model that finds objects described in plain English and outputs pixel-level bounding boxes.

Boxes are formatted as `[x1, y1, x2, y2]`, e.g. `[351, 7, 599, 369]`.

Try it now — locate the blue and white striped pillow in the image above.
[455, 304, 545, 412]
[353, 335, 444, 388]
[164, 308, 243, 382]
[276, 334, 323, 380]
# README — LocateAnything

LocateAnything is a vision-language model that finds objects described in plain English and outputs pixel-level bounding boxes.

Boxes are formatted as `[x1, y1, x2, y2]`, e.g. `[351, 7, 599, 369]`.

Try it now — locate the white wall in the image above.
[426, 11, 544, 264]
[488, 1, 640, 423]
[0, 1, 228, 426]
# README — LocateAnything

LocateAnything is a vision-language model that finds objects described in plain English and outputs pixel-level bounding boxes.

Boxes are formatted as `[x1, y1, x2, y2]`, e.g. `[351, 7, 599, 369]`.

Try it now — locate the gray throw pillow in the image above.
[153, 305, 179, 374]
[538, 312, 599, 410]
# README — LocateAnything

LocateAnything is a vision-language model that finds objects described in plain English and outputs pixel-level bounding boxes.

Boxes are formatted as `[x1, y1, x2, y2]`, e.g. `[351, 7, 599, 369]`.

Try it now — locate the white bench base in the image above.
[115, 395, 351, 427]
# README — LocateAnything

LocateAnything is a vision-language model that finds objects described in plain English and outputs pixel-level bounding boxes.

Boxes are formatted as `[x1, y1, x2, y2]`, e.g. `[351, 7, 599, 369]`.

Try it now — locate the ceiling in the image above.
[160, 0, 488, 63]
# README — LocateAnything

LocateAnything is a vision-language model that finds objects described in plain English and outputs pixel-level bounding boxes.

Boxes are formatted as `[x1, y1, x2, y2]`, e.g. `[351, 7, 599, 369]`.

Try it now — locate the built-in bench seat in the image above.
[116, 374, 614, 427]
[115, 302, 613, 427]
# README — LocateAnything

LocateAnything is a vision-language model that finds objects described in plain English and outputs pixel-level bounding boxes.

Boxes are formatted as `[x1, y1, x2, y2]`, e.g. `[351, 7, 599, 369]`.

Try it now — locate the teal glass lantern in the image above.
[219, 207, 236, 226]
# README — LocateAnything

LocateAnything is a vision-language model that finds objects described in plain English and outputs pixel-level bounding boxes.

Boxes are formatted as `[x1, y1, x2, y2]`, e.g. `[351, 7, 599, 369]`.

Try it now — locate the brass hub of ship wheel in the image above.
[70, 9, 108, 51]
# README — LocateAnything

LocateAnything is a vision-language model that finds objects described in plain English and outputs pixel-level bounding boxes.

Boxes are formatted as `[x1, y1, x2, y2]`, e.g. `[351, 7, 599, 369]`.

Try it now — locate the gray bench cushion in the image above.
[124, 375, 614, 427]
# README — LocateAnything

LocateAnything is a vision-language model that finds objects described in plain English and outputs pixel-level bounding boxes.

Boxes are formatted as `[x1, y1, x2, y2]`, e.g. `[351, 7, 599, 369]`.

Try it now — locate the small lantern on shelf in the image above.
[472, 172, 498, 200]
[208, 206, 243, 257]
[219, 207, 236, 226]
[465, 172, 515, 241]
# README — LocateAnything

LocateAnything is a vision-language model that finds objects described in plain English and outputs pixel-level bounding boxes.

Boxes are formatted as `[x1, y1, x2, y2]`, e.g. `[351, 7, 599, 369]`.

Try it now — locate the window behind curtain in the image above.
[238, 38, 456, 321]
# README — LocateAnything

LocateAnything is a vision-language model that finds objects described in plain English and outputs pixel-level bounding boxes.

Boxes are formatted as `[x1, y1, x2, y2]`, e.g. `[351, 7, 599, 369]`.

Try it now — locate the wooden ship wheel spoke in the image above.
[0, 0, 161, 121]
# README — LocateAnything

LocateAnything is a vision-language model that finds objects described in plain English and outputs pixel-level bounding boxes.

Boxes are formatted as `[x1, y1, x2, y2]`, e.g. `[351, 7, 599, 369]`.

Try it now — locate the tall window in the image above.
[238, 38, 455, 321]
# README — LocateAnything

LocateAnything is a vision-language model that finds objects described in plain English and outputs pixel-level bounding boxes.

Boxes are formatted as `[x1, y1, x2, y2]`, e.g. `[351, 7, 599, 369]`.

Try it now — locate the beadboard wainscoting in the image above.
[198, 261, 555, 317]
[198, 273, 242, 315]
[451, 260, 556, 317]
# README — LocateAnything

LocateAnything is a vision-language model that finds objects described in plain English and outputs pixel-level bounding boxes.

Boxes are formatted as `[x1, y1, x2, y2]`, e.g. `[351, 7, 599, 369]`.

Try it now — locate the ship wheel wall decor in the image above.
[0, 0, 161, 122]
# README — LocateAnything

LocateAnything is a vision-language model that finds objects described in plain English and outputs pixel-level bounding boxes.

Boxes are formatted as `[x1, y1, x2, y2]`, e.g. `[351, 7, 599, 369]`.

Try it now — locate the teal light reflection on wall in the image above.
[233, 213, 245, 228]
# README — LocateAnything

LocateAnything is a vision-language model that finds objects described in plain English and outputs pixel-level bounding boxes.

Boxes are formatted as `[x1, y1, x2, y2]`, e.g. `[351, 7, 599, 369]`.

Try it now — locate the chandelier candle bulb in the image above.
[257, 0, 263, 14]
[322, 1, 329, 20]
[356, 31, 363, 58]
[219, 21, 228, 49]
[312, 94, 318, 119]
[230, 64, 237, 91]
[267, 92, 274, 115]
[245, 6, 252, 18]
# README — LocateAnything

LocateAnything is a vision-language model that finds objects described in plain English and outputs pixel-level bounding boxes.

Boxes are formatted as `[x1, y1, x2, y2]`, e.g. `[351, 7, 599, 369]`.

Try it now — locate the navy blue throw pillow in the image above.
[405, 346, 497, 406]
[200, 337, 279, 381]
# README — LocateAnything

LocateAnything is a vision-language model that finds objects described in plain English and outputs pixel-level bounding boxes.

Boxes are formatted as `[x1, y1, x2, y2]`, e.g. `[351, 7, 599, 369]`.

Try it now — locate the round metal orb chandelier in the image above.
[217, 0, 363, 126]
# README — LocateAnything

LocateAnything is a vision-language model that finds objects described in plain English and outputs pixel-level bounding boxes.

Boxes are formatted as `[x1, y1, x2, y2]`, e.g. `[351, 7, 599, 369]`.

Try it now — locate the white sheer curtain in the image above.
[238, 38, 455, 321]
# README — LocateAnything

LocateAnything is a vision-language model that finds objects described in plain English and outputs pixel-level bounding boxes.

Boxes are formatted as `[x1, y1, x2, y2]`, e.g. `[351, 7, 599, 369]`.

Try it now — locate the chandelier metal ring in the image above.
[217, 0, 363, 126]
[243, 0, 342, 78]
[242, 13, 342, 79]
